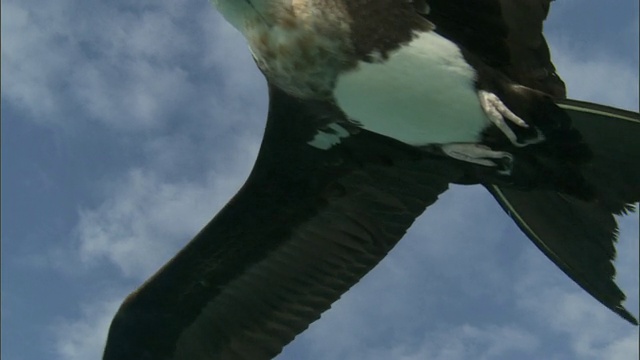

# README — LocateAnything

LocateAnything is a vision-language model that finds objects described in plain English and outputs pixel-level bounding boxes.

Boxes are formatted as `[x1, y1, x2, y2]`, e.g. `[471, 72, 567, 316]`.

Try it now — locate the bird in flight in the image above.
[103, 1, 639, 359]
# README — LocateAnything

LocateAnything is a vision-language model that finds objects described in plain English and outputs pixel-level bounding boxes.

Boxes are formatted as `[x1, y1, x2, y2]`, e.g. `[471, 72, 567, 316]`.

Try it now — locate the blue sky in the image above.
[1, 1, 638, 359]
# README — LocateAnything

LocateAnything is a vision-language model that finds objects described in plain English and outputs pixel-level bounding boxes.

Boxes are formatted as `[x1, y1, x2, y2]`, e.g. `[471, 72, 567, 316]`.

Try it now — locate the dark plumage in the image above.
[103, 1, 639, 359]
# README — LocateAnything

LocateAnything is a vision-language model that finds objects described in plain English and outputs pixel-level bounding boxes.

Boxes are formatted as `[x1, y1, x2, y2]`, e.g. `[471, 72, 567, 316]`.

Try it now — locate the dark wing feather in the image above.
[426, 0, 566, 97]
[427, 1, 638, 323]
[488, 100, 640, 324]
[498, 0, 566, 97]
[425, 0, 509, 66]
[556, 99, 640, 212]
[103, 85, 465, 360]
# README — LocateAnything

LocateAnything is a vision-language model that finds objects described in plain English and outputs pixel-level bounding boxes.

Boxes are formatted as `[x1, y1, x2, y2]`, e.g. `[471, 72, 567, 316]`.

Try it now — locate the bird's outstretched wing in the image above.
[427, 1, 639, 323]
[426, 0, 566, 97]
[102, 85, 466, 360]
[488, 100, 640, 325]
[104, 3, 639, 359]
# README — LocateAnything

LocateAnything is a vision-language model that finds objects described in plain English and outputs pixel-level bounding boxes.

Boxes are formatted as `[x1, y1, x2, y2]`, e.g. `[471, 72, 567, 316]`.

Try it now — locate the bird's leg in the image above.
[478, 90, 545, 147]
[441, 143, 513, 175]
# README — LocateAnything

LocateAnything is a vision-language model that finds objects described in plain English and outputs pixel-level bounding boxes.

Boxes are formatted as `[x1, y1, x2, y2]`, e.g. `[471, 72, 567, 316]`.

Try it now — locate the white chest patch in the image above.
[334, 31, 488, 146]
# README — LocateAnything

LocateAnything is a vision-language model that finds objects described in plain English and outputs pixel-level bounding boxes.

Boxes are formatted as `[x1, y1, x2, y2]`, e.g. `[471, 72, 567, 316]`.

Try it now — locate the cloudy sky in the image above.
[2, 1, 638, 359]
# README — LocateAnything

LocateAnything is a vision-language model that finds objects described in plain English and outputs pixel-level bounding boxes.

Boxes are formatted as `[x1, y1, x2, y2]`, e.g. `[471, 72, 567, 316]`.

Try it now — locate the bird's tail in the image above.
[487, 99, 639, 324]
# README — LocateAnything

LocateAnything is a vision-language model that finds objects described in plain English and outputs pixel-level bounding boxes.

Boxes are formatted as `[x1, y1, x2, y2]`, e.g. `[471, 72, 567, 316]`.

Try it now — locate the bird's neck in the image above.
[211, 0, 354, 99]
[210, 0, 304, 33]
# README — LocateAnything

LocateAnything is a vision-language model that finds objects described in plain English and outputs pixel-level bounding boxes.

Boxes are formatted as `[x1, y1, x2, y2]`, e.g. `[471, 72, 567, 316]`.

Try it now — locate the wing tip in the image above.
[615, 305, 639, 326]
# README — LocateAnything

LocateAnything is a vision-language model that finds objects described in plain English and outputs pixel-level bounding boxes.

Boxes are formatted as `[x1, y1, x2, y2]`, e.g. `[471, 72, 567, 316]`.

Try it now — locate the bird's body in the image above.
[218, 0, 518, 148]
[333, 30, 488, 146]
[103, 1, 640, 359]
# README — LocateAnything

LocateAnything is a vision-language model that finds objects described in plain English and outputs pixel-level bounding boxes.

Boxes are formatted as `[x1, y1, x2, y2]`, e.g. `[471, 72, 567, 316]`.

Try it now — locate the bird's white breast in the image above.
[334, 31, 488, 146]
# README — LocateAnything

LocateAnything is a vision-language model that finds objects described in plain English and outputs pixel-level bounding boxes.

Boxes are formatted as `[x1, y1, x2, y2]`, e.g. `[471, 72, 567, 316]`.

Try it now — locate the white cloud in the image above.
[74, 136, 258, 280]
[288, 311, 539, 360]
[2, 1, 266, 358]
[514, 234, 639, 360]
[549, 46, 639, 111]
[8, 1, 633, 359]
[1, 1, 64, 118]
[68, 60, 194, 131]
[602, 333, 640, 360]
[546, 8, 639, 112]
[403, 324, 538, 360]
[51, 297, 123, 360]
[1, 0, 261, 132]
[344, 324, 538, 360]
[51, 136, 260, 360]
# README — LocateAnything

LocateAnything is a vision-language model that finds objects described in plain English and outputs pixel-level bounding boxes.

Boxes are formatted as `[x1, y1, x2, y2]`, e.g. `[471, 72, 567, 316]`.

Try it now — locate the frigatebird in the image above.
[103, 1, 639, 359]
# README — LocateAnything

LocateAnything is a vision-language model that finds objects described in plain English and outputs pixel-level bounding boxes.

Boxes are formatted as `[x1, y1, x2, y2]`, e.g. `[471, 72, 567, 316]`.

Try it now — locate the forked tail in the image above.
[487, 99, 639, 324]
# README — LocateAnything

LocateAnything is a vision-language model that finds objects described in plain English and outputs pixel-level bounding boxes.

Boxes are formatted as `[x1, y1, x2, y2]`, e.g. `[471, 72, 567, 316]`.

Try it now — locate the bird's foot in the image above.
[478, 90, 545, 147]
[442, 143, 513, 175]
